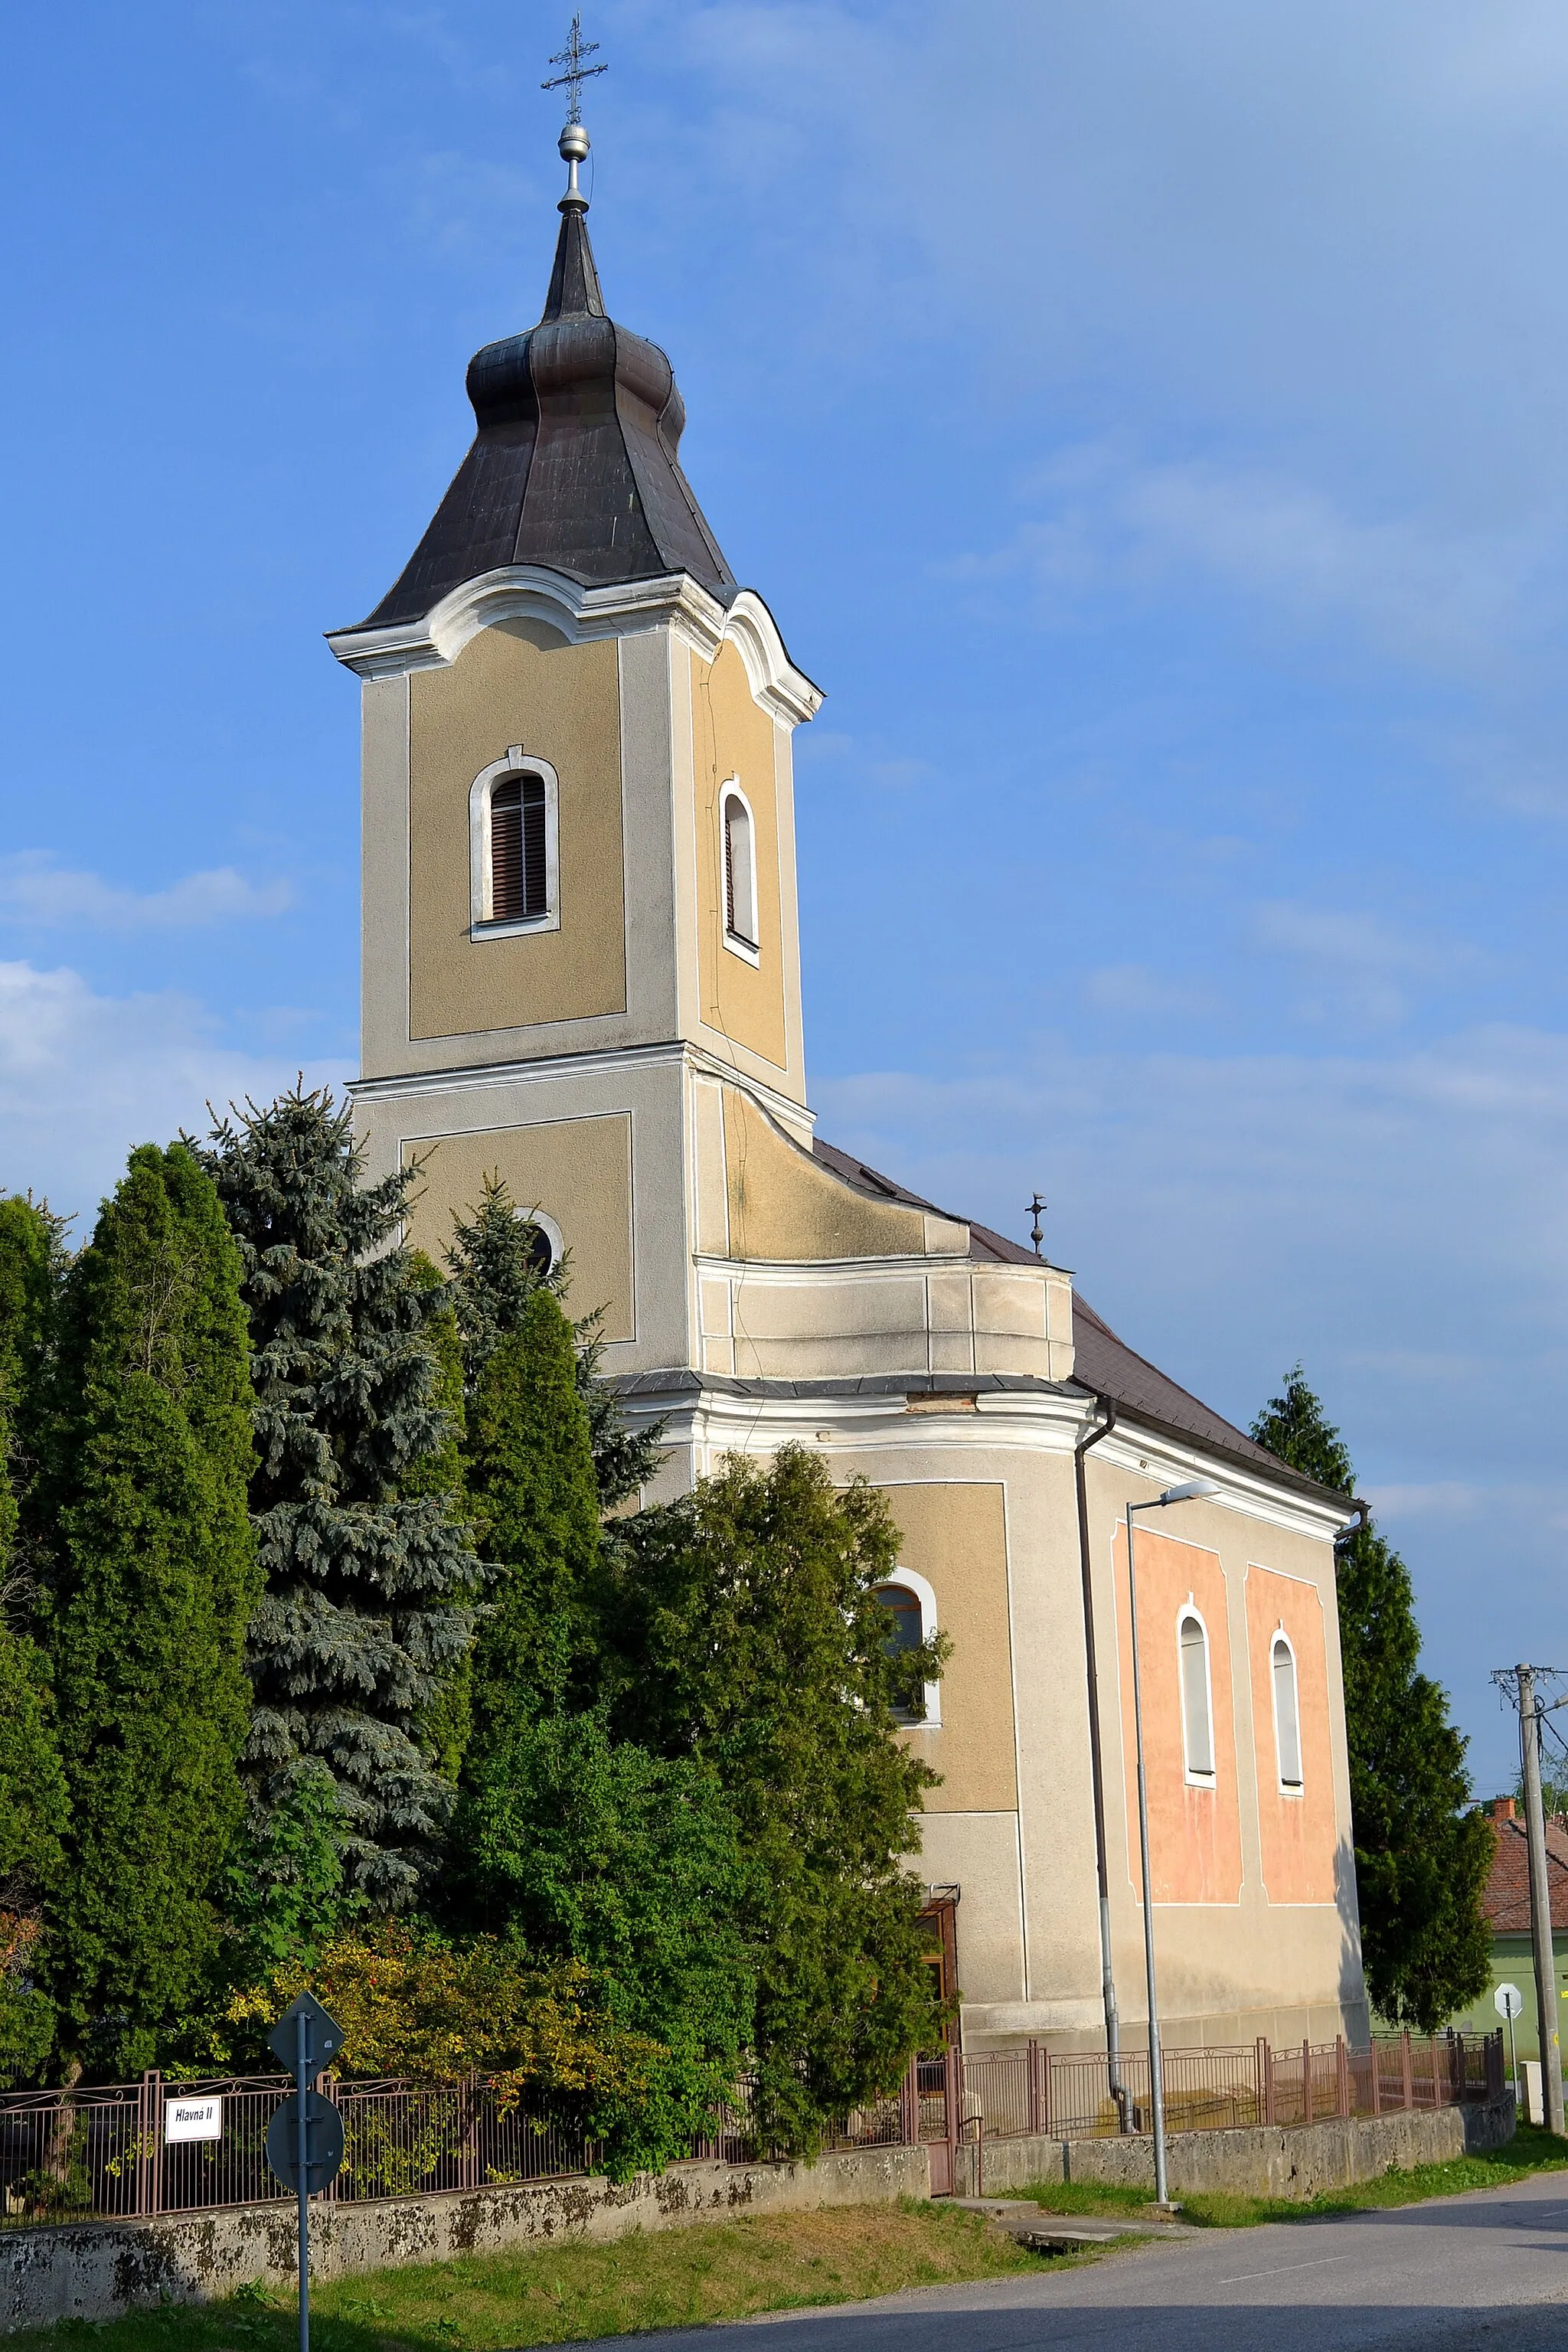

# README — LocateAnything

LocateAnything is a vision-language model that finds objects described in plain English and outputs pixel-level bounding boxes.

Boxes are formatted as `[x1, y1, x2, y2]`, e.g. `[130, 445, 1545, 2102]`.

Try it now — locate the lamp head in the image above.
[1158, 1478, 1221, 1506]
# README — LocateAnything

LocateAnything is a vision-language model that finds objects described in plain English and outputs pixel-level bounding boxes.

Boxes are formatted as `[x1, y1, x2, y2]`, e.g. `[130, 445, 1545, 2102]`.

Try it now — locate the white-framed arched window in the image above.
[1271, 1628, 1303, 1792]
[1177, 1601, 1216, 1785]
[521, 1207, 564, 1280]
[720, 779, 760, 964]
[469, 747, 560, 939]
[872, 1566, 941, 1727]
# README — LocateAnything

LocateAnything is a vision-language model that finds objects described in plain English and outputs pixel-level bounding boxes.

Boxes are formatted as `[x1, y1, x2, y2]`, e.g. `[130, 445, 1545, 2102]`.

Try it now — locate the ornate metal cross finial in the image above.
[543, 13, 607, 126]
[1028, 1193, 1047, 1259]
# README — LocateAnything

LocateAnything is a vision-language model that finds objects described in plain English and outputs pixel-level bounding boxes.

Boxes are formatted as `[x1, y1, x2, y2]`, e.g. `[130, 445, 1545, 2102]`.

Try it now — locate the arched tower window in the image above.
[1178, 1606, 1216, 1784]
[1272, 1631, 1303, 1791]
[489, 775, 547, 922]
[720, 781, 758, 959]
[872, 1570, 941, 1727]
[469, 749, 560, 938]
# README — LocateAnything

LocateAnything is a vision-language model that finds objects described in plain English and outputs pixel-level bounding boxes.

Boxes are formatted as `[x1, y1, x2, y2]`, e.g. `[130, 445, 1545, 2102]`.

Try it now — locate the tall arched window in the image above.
[871, 1570, 941, 1726]
[490, 775, 547, 923]
[1178, 1607, 1215, 1783]
[469, 750, 560, 938]
[1272, 1632, 1303, 1791]
[721, 782, 758, 958]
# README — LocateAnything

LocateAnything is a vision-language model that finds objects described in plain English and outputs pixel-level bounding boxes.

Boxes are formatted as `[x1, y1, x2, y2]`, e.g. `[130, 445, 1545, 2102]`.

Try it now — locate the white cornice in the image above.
[326, 568, 824, 727]
[348, 1035, 817, 1142]
[621, 1377, 1346, 1542]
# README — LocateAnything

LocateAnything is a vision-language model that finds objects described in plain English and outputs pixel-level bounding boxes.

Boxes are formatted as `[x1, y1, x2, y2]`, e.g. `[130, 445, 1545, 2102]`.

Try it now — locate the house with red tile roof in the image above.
[1447, 1798, 1568, 2069]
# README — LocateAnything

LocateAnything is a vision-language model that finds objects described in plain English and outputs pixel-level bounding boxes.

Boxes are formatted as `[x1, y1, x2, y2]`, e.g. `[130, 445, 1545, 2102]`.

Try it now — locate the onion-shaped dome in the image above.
[361, 165, 735, 628]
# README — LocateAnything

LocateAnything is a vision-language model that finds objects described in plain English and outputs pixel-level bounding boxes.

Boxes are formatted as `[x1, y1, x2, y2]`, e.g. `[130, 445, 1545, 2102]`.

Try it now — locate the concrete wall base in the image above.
[0, 2145, 930, 2334]
[956, 2092, 1516, 2200]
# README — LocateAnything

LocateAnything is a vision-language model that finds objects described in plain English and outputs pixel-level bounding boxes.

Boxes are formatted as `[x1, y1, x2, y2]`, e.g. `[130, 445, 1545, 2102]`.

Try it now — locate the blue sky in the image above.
[3, 2, 1566, 1791]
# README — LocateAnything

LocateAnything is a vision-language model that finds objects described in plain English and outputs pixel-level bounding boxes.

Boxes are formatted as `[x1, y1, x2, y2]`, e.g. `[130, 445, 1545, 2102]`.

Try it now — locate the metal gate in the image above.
[915, 2051, 959, 2195]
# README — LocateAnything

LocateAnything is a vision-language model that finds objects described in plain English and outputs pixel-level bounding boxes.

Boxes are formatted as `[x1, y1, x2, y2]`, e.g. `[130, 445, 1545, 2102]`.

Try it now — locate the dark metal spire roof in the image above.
[361, 165, 736, 629]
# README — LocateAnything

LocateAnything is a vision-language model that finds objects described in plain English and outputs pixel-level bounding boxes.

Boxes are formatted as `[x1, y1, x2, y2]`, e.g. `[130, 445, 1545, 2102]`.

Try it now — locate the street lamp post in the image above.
[1125, 1478, 1222, 2207]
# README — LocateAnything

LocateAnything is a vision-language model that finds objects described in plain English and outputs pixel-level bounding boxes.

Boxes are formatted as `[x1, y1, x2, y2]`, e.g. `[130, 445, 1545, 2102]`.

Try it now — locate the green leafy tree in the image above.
[1251, 1365, 1492, 2031]
[459, 1713, 754, 2165]
[603, 1446, 946, 2153]
[40, 1145, 260, 2073]
[199, 1088, 481, 1909]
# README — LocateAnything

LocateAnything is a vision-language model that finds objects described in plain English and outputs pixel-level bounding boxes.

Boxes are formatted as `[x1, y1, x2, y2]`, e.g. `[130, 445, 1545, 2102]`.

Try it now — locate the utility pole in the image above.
[1517, 1665, 1566, 2135]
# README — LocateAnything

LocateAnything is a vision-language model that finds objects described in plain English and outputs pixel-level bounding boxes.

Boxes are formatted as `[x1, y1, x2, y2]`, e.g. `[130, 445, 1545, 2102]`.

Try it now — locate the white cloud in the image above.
[1084, 965, 1220, 1022]
[0, 959, 345, 1221]
[0, 855, 295, 933]
[950, 444, 1547, 679]
[1246, 902, 1483, 1027]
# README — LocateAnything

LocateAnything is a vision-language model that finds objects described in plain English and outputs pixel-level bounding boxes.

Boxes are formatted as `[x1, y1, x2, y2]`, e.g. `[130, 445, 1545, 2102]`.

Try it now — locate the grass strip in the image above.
[6, 2200, 1055, 2352]
[1020, 2119, 1568, 2230]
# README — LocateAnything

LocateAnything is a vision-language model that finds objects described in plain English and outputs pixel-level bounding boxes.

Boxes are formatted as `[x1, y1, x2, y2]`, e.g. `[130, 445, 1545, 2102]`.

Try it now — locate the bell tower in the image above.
[332, 113, 822, 1376]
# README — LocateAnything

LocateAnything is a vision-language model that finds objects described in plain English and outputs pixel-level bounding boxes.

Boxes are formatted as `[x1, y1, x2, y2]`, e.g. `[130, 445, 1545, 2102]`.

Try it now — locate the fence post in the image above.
[1401, 2029, 1413, 2110]
[945, 2046, 962, 2187]
[1025, 2040, 1040, 2137]
[1370, 2037, 1381, 2116]
[1040, 2042, 1051, 2142]
[1429, 2036, 1441, 2109]
[1336, 2035, 1350, 2119]
[1302, 2037, 1312, 2125]
[1263, 2038, 1276, 2127]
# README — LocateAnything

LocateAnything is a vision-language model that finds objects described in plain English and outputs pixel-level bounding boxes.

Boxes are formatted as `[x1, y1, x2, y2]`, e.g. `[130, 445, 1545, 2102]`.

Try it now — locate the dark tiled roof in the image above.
[812, 1135, 1343, 1504]
[1482, 1809, 1568, 1934]
[361, 203, 734, 630]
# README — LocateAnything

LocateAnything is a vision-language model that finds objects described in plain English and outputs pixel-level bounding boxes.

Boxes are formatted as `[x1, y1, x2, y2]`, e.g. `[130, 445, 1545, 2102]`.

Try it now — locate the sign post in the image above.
[266, 1993, 346, 2352]
[1496, 1981, 1525, 2107]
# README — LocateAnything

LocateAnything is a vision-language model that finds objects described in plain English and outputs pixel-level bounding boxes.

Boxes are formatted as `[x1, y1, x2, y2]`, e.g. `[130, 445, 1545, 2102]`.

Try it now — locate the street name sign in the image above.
[165, 2095, 222, 2143]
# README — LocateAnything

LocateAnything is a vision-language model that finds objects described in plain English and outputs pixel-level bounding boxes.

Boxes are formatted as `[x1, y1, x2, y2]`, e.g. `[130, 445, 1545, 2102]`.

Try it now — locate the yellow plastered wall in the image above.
[722, 1088, 925, 1261]
[408, 620, 626, 1040]
[881, 1482, 1018, 1814]
[400, 1114, 634, 1341]
[691, 642, 789, 1069]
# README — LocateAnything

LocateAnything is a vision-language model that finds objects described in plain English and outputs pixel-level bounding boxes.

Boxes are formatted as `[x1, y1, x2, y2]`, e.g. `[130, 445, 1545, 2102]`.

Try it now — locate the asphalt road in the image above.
[586, 2171, 1568, 2352]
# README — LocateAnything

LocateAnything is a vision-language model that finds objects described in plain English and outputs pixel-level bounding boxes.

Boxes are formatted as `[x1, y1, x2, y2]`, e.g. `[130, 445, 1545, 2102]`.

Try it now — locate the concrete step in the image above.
[946, 2197, 1195, 2255]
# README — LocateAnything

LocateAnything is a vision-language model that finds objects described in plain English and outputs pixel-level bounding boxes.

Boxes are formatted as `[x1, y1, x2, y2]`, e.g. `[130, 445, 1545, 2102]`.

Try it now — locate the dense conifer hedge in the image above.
[1252, 1365, 1492, 2032]
[38, 1145, 260, 2074]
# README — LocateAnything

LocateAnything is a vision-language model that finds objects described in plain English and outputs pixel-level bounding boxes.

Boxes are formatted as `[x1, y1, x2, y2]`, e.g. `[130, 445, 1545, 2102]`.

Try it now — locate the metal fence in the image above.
[0, 2029, 1504, 2230]
[920, 2029, 1504, 2190]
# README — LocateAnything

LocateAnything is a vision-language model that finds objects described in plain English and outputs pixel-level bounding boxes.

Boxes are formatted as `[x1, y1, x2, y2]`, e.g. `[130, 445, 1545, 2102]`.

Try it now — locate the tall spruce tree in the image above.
[465, 1285, 605, 1733]
[442, 1184, 752, 2154]
[1251, 1365, 1492, 2030]
[0, 1197, 69, 2083]
[603, 1446, 946, 2154]
[444, 1175, 665, 1511]
[41, 1146, 259, 2073]
[201, 1088, 480, 1906]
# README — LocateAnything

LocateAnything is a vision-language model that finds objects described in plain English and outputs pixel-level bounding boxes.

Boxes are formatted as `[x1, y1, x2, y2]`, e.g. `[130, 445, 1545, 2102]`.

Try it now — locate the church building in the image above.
[329, 115, 1370, 2059]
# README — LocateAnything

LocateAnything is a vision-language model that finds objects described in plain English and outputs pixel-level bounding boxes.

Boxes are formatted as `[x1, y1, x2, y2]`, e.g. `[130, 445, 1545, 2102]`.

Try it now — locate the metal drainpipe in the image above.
[1074, 1395, 1130, 2129]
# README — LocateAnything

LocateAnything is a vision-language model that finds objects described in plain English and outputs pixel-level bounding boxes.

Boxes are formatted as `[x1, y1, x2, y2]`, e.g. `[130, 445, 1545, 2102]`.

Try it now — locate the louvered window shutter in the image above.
[490, 779, 524, 921]
[521, 776, 547, 917]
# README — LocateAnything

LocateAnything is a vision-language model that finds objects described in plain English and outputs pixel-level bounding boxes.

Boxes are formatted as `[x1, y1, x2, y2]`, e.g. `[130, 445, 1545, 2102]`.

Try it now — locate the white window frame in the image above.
[874, 1565, 942, 1728]
[1270, 1626, 1304, 1795]
[469, 747, 560, 939]
[1176, 1599, 1217, 1788]
[719, 778, 760, 965]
